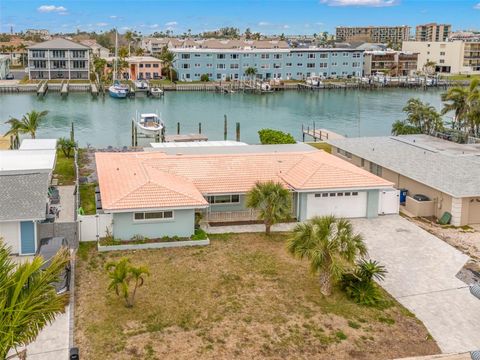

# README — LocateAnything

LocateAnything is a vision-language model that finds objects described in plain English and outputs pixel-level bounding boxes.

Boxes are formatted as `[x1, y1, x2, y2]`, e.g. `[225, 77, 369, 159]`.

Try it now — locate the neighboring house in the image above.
[80, 39, 110, 59]
[363, 50, 418, 76]
[95, 144, 396, 241]
[106, 56, 162, 80]
[0, 139, 57, 255]
[0, 55, 10, 79]
[402, 40, 480, 74]
[28, 38, 91, 80]
[172, 47, 364, 81]
[328, 135, 480, 226]
[0, 37, 34, 66]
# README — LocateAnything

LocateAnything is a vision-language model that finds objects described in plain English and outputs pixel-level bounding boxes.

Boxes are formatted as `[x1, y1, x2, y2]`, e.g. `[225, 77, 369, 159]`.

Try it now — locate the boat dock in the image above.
[90, 82, 98, 97]
[302, 123, 344, 142]
[164, 134, 209, 142]
[60, 81, 68, 96]
[37, 80, 48, 96]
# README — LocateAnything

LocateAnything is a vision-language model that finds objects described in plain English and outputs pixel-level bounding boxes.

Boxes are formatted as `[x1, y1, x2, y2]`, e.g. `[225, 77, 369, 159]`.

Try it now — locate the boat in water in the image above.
[134, 112, 164, 135]
[150, 87, 164, 97]
[134, 80, 149, 90]
[109, 80, 129, 98]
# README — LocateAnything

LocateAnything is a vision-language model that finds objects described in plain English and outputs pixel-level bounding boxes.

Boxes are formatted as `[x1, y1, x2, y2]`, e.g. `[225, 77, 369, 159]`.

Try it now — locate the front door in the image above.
[20, 221, 36, 255]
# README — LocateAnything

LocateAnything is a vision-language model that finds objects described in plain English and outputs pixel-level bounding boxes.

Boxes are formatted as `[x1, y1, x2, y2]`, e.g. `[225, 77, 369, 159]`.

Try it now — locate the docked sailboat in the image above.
[109, 29, 129, 99]
[134, 112, 164, 135]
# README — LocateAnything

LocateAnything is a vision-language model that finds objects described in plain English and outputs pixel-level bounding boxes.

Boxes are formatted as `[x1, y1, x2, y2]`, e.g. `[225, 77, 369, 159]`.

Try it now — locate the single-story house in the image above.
[95, 144, 397, 240]
[0, 139, 57, 255]
[328, 134, 480, 226]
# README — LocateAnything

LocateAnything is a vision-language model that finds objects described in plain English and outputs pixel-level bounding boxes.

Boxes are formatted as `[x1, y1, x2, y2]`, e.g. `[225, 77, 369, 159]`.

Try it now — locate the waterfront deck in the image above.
[302, 125, 344, 142]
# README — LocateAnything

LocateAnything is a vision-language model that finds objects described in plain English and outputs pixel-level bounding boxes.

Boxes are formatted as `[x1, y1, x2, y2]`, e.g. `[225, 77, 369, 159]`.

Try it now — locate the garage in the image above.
[468, 198, 480, 224]
[306, 191, 367, 219]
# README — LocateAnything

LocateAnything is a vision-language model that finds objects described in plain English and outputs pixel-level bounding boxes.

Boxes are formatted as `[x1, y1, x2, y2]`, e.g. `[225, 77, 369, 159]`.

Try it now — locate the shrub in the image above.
[258, 129, 296, 144]
[191, 228, 207, 240]
[200, 74, 209, 82]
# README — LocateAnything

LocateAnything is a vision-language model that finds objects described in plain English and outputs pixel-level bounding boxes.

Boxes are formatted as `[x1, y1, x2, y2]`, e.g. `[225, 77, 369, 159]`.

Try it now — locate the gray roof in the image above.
[0, 173, 49, 221]
[328, 135, 480, 198]
[29, 38, 90, 50]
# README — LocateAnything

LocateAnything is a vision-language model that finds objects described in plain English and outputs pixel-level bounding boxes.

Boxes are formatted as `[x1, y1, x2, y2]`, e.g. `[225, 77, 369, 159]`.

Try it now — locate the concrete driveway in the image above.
[352, 216, 480, 354]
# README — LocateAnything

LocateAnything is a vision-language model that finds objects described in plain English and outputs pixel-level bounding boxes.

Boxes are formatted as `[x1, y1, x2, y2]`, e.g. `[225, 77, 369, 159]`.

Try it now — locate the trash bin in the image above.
[70, 347, 79, 360]
[399, 189, 408, 204]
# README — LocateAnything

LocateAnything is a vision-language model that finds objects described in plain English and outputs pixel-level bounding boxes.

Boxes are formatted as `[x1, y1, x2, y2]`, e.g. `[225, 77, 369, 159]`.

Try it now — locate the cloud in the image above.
[109, 15, 118, 19]
[37, 5, 67, 13]
[96, 22, 108, 27]
[150, 24, 160, 29]
[165, 21, 178, 27]
[258, 21, 271, 26]
[283, 24, 290, 29]
[320, 0, 398, 7]
[474, 2, 480, 9]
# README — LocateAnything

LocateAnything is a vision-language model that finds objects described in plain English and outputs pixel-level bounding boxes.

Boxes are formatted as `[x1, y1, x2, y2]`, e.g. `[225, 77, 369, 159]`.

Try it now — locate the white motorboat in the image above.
[134, 80, 149, 90]
[306, 76, 322, 87]
[134, 112, 164, 135]
[150, 87, 164, 97]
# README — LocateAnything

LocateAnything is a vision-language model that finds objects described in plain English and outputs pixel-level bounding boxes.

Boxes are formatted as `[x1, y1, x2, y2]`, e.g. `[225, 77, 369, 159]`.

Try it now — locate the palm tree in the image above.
[244, 67, 257, 82]
[124, 30, 134, 56]
[442, 79, 479, 134]
[246, 181, 291, 235]
[423, 60, 436, 76]
[391, 119, 421, 136]
[5, 110, 48, 139]
[105, 258, 149, 307]
[57, 137, 76, 158]
[287, 216, 367, 296]
[392, 98, 443, 135]
[159, 46, 176, 81]
[134, 47, 144, 56]
[0, 242, 69, 359]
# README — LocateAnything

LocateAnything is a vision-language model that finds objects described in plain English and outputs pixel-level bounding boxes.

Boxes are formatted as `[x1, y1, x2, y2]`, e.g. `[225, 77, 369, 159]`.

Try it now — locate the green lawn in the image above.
[308, 142, 332, 153]
[440, 74, 480, 81]
[79, 183, 96, 215]
[75, 233, 439, 360]
[53, 150, 75, 185]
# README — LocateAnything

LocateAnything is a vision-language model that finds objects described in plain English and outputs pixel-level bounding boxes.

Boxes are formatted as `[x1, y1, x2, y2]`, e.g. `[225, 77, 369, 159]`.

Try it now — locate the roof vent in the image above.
[470, 284, 480, 300]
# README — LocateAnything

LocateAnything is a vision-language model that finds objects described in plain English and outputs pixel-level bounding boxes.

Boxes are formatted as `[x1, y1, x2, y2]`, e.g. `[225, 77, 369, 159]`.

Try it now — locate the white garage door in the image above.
[306, 191, 367, 219]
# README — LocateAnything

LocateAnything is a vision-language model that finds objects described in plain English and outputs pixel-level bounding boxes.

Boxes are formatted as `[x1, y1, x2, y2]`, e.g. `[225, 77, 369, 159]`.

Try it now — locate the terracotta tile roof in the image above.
[96, 149, 393, 211]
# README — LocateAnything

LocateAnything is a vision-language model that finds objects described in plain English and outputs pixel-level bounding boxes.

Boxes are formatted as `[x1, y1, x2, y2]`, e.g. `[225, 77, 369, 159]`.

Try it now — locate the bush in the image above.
[200, 74, 209, 82]
[258, 129, 296, 145]
[191, 228, 207, 240]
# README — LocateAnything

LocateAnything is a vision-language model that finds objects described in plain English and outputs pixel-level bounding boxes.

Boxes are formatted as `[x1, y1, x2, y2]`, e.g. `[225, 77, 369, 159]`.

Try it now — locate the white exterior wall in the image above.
[402, 41, 468, 74]
[0, 221, 20, 254]
[451, 197, 462, 226]
[78, 214, 113, 242]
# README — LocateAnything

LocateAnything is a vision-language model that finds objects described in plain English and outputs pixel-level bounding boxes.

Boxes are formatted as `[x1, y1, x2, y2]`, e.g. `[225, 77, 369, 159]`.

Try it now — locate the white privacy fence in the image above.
[78, 214, 113, 242]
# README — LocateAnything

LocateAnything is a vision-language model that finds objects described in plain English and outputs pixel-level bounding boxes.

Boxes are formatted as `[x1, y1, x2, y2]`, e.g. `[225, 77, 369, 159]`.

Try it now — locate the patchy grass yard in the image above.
[308, 142, 332, 153]
[79, 183, 96, 215]
[53, 149, 75, 185]
[75, 233, 439, 360]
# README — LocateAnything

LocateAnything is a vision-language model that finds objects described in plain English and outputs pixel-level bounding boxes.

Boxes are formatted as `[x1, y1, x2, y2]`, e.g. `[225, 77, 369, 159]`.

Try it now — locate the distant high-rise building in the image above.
[335, 26, 410, 44]
[415, 23, 451, 42]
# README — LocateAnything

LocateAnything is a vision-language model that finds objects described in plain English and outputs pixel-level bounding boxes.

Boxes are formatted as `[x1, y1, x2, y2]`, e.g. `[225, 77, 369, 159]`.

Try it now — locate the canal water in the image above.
[0, 89, 445, 147]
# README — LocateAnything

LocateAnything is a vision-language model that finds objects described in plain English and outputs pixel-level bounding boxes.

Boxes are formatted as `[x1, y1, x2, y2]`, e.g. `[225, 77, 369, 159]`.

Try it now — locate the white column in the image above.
[451, 197, 463, 226]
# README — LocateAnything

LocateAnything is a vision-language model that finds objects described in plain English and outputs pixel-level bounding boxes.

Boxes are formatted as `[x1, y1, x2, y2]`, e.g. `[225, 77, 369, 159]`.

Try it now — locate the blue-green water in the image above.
[0, 89, 444, 146]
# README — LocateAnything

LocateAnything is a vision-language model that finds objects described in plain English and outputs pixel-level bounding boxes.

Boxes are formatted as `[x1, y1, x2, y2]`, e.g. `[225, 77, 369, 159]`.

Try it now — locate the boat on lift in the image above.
[134, 112, 164, 135]
[150, 87, 164, 97]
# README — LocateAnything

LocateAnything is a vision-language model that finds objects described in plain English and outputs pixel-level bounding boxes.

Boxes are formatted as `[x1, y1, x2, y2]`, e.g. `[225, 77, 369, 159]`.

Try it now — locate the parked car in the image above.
[36, 237, 71, 294]
[413, 194, 430, 202]
[5, 73, 14, 80]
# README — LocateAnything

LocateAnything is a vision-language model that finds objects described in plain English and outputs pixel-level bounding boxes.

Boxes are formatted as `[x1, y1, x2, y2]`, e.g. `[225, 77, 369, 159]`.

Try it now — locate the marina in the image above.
[0, 88, 444, 146]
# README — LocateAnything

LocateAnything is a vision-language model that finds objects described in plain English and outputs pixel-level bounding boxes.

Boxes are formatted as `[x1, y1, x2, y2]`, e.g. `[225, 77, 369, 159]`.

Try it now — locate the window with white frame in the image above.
[133, 211, 174, 221]
[217, 64, 225, 69]
[307, 63, 315, 68]
[207, 194, 240, 204]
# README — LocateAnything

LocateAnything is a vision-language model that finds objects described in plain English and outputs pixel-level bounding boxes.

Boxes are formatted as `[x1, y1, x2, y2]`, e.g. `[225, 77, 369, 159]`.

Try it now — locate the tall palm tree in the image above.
[442, 79, 479, 134]
[423, 60, 436, 76]
[5, 110, 48, 139]
[287, 216, 367, 296]
[159, 46, 176, 81]
[0, 242, 69, 359]
[246, 181, 291, 235]
[244, 67, 257, 82]
[105, 258, 149, 307]
[124, 30, 134, 56]
[399, 98, 443, 135]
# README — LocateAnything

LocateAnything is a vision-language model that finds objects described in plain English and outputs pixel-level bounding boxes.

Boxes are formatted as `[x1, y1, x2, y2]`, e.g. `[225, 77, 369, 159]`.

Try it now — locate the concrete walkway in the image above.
[57, 185, 75, 223]
[351, 216, 480, 354]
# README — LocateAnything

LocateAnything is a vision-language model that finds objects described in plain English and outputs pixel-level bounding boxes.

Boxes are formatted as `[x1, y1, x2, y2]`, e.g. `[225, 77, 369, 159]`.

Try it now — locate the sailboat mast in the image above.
[113, 29, 118, 81]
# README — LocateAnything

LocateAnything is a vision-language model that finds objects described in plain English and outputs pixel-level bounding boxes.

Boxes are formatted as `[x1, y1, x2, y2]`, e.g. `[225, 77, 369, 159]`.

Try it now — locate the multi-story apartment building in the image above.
[402, 40, 480, 74]
[363, 51, 418, 76]
[336, 26, 410, 44]
[27, 38, 91, 80]
[172, 47, 363, 81]
[415, 23, 451, 42]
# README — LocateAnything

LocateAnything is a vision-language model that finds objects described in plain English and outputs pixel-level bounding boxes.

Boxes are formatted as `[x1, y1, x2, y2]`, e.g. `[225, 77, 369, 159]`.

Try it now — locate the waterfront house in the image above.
[0, 55, 10, 80]
[80, 39, 110, 59]
[0, 37, 34, 66]
[106, 56, 162, 80]
[95, 144, 396, 241]
[27, 38, 91, 80]
[363, 50, 418, 76]
[328, 135, 480, 226]
[0, 139, 57, 255]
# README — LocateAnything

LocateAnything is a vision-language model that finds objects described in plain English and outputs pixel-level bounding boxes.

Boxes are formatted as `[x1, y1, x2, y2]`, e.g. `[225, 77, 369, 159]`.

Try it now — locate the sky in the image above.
[0, 0, 479, 35]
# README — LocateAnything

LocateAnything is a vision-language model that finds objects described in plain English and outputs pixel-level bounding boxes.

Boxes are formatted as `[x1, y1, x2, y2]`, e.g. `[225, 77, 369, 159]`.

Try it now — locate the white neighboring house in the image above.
[0, 139, 57, 255]
[80, 39, 110, 59]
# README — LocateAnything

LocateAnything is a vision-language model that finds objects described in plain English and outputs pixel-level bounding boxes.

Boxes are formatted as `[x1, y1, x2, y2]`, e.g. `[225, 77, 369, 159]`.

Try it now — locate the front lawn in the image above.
[75, 233, 439, 359]
[53, 149, 75, 185]
[79, 183, 96, 215]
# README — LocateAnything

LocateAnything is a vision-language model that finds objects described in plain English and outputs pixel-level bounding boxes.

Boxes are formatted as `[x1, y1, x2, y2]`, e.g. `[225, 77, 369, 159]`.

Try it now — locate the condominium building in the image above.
[402, 41, 480, 74]
[335, 26, 410, 44]
[172, 47, 364, 81]
[363, 51, 418, 76]
[415, 23, 451, 42]
[28, 38, 91, 80]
